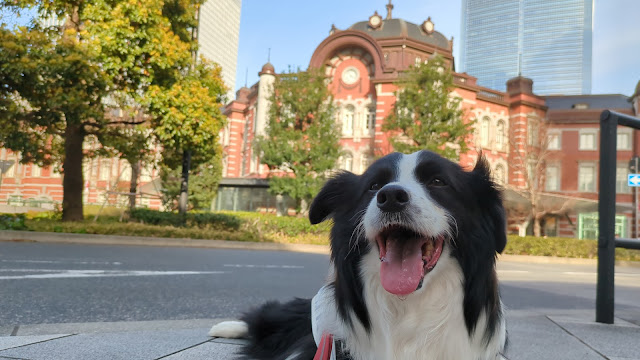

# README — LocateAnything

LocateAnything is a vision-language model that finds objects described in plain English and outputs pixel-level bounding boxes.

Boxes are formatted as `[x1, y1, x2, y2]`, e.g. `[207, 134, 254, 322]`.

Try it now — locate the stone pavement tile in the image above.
[210, 338, 248, 345]
[14, 319, 229, 336]
[0, 334, 72, 351]
[0, 328, 209, 360]
[552, 318, 640, 360]
[608, 358, 640, 360]
[0, 328, 15, 337]
[503, 312, 604, 360]
[162, 341, 240, 359]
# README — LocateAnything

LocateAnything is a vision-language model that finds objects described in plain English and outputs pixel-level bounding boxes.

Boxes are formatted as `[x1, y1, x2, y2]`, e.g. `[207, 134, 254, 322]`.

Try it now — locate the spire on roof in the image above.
[386, 0, 394, 20]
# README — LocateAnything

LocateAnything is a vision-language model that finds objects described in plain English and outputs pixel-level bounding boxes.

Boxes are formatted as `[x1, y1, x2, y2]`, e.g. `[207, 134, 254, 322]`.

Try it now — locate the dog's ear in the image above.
[472, 155, 507, 253]
[309, 171, 359, 225]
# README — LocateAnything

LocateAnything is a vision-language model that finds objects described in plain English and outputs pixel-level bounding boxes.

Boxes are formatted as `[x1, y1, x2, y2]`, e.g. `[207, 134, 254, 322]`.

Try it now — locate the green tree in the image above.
[159, 150, 222, 211]
[255, 69, 341, 214]
[144, 59, 227, 213]
[0, 0, 215, 220]
[383, 55, 472, 160]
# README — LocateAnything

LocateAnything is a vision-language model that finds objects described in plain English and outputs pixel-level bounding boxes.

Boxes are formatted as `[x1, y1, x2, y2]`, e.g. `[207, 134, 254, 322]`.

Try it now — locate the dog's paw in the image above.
[208, 320, 249, 338]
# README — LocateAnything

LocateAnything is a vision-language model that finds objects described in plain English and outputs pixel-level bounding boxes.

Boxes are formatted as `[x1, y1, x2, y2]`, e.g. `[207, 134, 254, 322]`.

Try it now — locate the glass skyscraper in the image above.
[460, 0, 593, 95]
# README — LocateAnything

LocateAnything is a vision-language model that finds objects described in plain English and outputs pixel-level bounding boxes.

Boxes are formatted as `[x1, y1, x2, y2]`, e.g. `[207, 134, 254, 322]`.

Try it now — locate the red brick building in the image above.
[218, 9, 640, 238]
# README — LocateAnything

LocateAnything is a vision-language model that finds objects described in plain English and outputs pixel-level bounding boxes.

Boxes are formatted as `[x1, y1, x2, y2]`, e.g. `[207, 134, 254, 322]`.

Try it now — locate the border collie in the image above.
[210, 150, 507, 360]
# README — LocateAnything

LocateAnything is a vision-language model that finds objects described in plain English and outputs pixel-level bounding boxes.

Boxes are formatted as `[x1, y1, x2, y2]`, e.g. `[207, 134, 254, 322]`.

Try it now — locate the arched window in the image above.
[480, 117, 490, 147]
[496, 120, 505, 149]
[360, 154, 372, 173]
[343, 105, 355, 136]
[341, 153, 353, 172]
[494, 164, 506, 184]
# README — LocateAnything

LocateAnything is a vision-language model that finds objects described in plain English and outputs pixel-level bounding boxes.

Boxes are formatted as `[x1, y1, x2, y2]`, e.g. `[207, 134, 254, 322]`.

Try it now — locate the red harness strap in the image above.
[313, 333, 334, 360]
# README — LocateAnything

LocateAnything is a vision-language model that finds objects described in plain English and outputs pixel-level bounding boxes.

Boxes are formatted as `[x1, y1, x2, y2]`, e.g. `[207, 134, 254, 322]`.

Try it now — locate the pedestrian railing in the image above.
[597, 110, 640, 324]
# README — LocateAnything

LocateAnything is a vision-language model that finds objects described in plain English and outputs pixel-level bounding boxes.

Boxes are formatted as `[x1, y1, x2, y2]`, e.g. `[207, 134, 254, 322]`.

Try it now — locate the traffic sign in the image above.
[628, 174, 640, 187]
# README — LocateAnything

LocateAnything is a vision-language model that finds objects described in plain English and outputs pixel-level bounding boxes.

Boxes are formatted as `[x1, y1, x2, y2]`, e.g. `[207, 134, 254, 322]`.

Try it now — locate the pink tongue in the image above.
[380, 239, 424, 295]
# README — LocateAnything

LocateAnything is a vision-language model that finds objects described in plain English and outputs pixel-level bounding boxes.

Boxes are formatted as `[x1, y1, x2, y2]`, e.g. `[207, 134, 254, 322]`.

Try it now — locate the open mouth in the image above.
[375, 225, 444, 296]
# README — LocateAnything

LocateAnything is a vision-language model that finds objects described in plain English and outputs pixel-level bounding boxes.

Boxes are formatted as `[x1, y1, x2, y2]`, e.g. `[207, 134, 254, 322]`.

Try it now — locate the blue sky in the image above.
[3, 1, 639, 96]
[235, 0, 640, 96]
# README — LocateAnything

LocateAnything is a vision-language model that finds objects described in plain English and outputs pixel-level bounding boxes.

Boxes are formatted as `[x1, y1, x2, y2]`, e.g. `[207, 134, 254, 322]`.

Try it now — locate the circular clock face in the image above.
[424, 20, 434, 33]
[341, 67, 360, 85]
[370, 15, 381, 28]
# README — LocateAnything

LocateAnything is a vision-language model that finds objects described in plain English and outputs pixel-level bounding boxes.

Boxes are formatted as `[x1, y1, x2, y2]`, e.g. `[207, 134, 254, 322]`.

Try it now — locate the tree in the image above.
[508, 118, 567, 237]
[144, 59, 227, 213]
[255, 69, 342, 214]
[383, 55, 472, 160]
[159, 150, 223, 211]
[0, 0, 207, 221]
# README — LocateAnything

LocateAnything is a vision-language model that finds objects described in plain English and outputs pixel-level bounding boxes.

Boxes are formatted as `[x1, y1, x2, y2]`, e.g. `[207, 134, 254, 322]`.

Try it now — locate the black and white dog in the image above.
[210, 150, 507, 360]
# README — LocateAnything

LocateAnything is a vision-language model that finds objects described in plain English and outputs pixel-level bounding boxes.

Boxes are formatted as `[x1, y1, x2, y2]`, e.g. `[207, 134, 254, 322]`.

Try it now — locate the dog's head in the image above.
[309, 150, 506, 297]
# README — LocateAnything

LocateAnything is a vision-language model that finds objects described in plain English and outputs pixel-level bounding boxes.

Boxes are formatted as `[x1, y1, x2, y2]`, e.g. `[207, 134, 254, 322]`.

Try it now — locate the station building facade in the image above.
[219, 9, 640, 238]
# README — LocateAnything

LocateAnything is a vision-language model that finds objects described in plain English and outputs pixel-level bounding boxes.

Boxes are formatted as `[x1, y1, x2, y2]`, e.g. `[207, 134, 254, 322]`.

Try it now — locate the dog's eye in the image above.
[429, 178, 446, 187]
[369, 182, 381, 191]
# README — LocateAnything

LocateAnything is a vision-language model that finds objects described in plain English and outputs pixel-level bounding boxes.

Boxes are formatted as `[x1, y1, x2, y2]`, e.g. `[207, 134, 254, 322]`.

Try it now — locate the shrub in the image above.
[0, 213, 28, 230]
[128, 208, 241, 230]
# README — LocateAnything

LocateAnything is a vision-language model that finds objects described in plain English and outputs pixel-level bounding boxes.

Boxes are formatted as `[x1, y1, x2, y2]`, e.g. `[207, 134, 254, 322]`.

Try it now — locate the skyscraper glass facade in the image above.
[460, 0, 592, 95]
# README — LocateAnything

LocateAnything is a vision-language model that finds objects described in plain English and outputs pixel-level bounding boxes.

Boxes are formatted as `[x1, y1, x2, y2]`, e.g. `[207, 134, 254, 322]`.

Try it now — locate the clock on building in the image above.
[369, 11, 382, 29]
[422, 17, 434, 34]
[341, 66, 360, 85]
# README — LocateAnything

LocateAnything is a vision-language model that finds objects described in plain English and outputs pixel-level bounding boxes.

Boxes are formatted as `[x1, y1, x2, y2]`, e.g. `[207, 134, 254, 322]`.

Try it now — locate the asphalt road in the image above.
[1, 242, 639, 326]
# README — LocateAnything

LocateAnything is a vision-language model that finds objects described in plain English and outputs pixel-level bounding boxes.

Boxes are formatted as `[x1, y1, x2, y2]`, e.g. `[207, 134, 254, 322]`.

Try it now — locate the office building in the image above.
[460, 0, 593, 95]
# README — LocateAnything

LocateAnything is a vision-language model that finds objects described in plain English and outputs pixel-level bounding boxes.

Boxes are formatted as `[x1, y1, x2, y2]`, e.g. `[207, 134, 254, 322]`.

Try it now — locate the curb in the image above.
[0, 230, 330, 255]
[1, 230, 639, 267]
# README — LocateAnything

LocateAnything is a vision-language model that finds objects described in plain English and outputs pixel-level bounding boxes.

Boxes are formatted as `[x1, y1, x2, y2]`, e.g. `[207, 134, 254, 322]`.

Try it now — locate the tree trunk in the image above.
[62, 126, 85, 221]
[533, 215, 543, 237]
[178, 150, 191, 215]
[129, 161, 140, 212]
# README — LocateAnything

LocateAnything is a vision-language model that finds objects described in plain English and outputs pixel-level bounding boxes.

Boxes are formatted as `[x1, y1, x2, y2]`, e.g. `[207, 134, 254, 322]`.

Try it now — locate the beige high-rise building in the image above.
[199, 0, 242, 100]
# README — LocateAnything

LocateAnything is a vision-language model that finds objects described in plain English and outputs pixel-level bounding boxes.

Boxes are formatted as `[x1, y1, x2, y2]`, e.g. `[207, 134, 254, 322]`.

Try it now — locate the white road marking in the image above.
[497, 270, 530, 274]
[1, 259, 123, 265]
[223, 264, 304, 269]
[0, 269, 226, 280]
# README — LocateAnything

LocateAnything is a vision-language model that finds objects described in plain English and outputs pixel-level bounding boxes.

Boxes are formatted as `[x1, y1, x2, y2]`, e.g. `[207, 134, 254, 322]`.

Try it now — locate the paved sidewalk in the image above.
[1, 310, 639, 359]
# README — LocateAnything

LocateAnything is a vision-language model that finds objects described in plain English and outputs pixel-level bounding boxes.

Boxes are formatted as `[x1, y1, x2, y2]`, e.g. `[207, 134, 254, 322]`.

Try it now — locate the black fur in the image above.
[238, 151, 507, 359]
[239, 298, 317, 360]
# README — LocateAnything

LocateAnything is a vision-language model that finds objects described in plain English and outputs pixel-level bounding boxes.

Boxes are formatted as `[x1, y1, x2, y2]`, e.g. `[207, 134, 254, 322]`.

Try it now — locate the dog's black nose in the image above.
[377, 185, 410, 213]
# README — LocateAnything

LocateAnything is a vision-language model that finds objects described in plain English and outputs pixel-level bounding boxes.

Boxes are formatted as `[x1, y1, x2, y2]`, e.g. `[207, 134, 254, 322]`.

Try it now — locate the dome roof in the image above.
[348, 18, 450, 50]
[259, 62, 275, 75]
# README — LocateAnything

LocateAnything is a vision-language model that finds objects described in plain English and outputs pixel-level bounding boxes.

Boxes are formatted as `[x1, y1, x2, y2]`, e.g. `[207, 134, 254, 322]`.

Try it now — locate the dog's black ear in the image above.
[472, 155, 507, 253]
[309, 171, 359, 224]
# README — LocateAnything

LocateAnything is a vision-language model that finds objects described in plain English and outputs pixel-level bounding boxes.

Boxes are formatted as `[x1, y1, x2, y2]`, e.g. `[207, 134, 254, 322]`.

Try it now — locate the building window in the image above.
[365, 107, 375, 132]
[527, 120, 539, 146]
[496, 120, 505, 150]
[99, 160, 110, 181]
[547, 131, 561, 150]
[617, 131, 631, 150]
[578, 163, 596, 192]
[494, 164, 506, 184]
[579, 131, 597, 150]
[578, 213, 628, 239]
[4, 163, 15, 178]
[616, 163, 630, 194]
[545, 165, 560, 191]
[480, 117, 490, 147]
[342, 105, 354, 136]
[32, 165, 41, 177]
[341, 153, 353, 172]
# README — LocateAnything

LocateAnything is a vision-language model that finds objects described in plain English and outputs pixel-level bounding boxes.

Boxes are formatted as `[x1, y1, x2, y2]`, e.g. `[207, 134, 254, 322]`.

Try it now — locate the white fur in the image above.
[312, 249, 505, 360]
[208, 320, 249, 338]
[363, 152, 453, 241]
